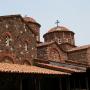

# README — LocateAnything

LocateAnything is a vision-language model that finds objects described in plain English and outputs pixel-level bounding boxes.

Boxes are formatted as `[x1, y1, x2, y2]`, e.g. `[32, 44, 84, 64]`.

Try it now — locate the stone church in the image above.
[0, 14, 90, 90]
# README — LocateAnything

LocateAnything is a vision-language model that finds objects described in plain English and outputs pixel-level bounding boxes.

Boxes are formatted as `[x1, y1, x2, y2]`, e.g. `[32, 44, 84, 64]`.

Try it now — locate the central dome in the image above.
[43, 25, 75, 46]
[48, 26, 70, 33]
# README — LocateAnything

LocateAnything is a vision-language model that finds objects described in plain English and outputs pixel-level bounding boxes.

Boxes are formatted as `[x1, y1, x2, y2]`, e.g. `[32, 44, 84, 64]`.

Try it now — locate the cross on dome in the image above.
[55, 20, 60, 27]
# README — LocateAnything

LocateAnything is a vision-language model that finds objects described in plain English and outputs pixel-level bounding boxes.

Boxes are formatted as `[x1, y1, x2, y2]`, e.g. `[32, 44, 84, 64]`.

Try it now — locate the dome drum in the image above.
[43, 26, 75, 46]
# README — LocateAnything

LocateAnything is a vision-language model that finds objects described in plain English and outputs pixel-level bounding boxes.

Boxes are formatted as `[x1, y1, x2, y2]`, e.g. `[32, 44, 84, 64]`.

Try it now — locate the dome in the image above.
[48, 26, 71, 33]
[23, 16, 37, 23]
[43, 25, 74, 38]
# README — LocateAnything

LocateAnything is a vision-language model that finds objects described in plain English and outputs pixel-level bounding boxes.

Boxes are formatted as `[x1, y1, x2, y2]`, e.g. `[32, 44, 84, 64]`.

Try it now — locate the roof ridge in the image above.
[68, 44, 90, 52]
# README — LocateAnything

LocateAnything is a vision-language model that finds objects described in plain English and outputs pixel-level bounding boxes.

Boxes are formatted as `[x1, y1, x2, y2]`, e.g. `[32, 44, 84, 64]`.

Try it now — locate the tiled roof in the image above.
[0, 63, 69, 75]
[48, 26, 70, 33]
[68, 44, 90, 52]
[35, 62, 86, 73]
[45, 26, 74, 34]
[37, 41, 55, 47]
[43, 26, 74, 37]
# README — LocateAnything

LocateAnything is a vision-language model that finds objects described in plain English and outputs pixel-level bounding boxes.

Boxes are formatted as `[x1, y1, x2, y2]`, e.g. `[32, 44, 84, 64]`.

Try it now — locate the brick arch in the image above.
[24, 40, 29, 46]
[2, 32, 12, 46]
[49, 48, 61, 62]
[23, 60, 31, 65]
[3, 32, 12, 38]
[1, 56, 14, 64]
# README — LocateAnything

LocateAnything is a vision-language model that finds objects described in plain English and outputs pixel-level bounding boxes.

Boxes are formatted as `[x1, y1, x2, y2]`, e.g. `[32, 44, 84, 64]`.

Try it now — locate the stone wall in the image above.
[47, 43, 67, 62]
[0, 15, 36, 65]
[27, 22, 40, 42]
[37, 46, 48, 60]
[44, 31, 75, 46]
[87, 48, 90, 65]
[37, 43, 67, 63]
[59, 43, 76, 51]
[68, 49, 87, 64]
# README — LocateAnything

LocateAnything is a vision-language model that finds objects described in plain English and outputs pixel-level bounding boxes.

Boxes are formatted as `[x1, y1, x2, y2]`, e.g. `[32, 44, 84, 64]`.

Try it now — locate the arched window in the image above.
[49, 48, 61, 62]
[24, 41, 28, 51]
[4, 32, 12, 46]
[58, 38, 62, 44]
[5, 35, 11, 46]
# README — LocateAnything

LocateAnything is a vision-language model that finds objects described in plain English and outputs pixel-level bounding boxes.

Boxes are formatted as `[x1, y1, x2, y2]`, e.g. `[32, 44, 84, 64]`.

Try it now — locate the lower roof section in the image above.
[34, 62, 86, 73]
[0, 63, 69, 75]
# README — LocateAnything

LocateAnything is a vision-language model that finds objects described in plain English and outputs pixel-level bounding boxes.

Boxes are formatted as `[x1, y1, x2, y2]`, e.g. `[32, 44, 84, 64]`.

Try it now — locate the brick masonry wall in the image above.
[86, 48, 90, 65]
[37, 46, 48, 60]
[59, 43, 76, 51]
[37, 43, 67, 63]
[47, 43, 67, 62]
[0, 15, 36, 65]
[44, 31, 75, 46]
[27, 23, 40, 42]
[68, 49, 87, 64]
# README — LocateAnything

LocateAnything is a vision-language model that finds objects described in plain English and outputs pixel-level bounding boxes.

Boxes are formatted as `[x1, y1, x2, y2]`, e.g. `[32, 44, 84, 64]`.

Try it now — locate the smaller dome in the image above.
[23, 16, 37, 23]
[48, 26, 70, 33]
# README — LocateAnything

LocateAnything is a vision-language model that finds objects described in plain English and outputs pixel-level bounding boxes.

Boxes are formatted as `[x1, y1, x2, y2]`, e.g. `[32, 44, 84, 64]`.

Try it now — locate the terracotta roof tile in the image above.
[0, 63, 69, 75]
[35, 62, 86, 73]
[37, 41, 55, 47]
[48, 26, 70, 33]
[43, 26, 74, 37]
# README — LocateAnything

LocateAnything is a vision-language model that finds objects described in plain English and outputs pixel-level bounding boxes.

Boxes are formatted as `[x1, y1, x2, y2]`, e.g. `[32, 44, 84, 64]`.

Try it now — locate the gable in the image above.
[46, 42, 67, 62]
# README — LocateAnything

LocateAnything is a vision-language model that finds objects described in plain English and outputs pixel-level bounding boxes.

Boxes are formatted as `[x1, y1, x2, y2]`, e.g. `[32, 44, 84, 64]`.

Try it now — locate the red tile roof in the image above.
[44, 26, 74, 35]
[48, 26, 70, 33]
[37, 41, 55, 47]
[35, 62, 86, 73]
[0, 63, 69, 75]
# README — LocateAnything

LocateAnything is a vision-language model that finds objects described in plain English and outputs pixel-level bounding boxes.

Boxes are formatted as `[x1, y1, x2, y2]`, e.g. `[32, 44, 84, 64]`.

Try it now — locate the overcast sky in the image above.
[0, 0, 90, 46]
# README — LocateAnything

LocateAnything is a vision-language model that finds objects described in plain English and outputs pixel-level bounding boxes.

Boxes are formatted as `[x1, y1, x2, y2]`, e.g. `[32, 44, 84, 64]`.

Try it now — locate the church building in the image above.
[0, 14, 89, 90]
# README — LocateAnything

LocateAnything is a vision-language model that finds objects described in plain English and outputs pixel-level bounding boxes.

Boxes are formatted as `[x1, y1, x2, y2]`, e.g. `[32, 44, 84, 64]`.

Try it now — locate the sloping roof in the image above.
[68, 44, 90, 52]
[35, 62, 86, 73]
[48, 26, 70, 33]
[0, 63, 69, 75]
[37, 41, 66, 53]
[43, 26, 74, 37]
[37, 41, 55, 47]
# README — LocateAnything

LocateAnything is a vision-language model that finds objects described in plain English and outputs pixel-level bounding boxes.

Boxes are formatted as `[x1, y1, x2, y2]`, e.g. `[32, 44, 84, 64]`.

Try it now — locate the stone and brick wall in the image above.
[37, 46, 48, 60]
[37, 43, 67, 63]
[87, 48, 90, 65]
[43, 31, 75, 46]
[27, 22, 40, 42]
[47, 43, 67, 62]
[67, 49, 87, 64]
[59, 43, 76, 51]
[0, 15, 36, 65]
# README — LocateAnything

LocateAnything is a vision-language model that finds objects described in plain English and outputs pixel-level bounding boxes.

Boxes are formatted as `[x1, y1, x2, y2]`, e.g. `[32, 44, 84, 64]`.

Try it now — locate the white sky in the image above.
[0, 0, 90, 46]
